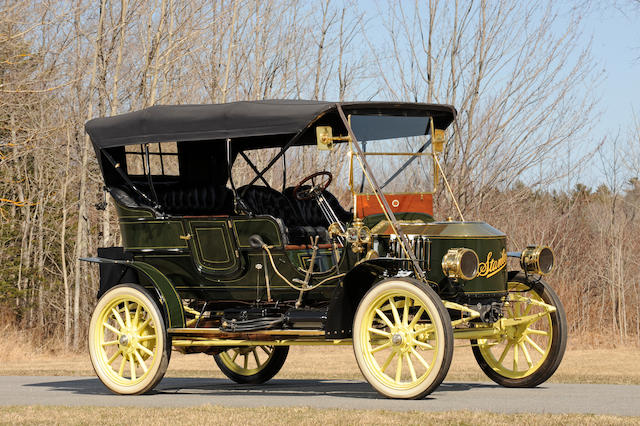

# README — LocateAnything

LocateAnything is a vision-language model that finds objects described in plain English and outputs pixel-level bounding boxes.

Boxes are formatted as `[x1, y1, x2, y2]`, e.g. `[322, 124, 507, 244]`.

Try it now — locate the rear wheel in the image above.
[88, 284, 170, 395]
[472, 273, 567, 387]
[353, 278, 453, 399]
[214, 345, 289, 384]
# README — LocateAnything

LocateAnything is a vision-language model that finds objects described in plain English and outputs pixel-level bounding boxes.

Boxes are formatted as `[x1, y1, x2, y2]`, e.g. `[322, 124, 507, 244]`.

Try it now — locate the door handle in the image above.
[179, 234, 192, 241]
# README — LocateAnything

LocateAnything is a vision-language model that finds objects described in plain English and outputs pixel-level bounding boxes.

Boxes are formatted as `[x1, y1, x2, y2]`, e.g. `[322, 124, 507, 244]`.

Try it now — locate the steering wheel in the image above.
[293, 171, 333, 200]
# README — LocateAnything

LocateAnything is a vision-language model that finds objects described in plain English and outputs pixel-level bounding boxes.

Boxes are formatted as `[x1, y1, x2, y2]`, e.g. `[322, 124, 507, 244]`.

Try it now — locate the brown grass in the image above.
[1, 405, 638, 425]
[1, 338, 639, 385]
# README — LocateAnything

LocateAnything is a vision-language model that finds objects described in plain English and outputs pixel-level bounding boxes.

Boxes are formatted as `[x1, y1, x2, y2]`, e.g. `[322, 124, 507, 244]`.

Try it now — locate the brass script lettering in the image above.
[478, 249, 507, 278]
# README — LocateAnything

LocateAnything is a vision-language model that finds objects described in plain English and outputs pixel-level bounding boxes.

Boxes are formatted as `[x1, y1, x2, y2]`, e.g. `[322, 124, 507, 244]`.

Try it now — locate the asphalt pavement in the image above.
[1, 376, 639, 416]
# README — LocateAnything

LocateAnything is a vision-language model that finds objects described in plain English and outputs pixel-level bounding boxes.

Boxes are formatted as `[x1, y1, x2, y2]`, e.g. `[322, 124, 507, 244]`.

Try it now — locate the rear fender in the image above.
[81, 255, 185, 328]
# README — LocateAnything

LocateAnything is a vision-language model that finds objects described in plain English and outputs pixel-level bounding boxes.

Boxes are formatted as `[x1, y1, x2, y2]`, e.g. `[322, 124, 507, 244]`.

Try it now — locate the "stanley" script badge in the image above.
[478, 249, 507, 278]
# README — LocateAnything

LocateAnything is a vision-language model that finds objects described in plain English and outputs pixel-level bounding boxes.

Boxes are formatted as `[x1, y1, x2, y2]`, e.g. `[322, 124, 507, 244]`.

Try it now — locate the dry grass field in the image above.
[1, 405, 639, 425]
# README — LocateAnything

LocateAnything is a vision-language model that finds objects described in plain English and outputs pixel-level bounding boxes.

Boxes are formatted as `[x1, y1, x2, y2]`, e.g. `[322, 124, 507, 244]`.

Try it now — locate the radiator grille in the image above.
[388, 234, 431, 267]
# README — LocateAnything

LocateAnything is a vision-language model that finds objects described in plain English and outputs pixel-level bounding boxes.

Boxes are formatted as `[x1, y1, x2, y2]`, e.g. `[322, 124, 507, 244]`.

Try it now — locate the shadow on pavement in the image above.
[25, 377, 498, 400]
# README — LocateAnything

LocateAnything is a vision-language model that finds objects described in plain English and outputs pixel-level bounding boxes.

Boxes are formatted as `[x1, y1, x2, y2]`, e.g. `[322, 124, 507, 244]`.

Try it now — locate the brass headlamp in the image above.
[329, 218, 371, 254]
[520, 246, 554, 275]
[442, 248, 479, 281]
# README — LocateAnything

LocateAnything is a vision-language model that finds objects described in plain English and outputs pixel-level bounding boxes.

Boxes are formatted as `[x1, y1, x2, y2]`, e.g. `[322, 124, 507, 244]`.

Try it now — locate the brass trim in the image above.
[520, 245, 554, 275]
[168, 328, 324, 336]
[442, 248, 479, 281]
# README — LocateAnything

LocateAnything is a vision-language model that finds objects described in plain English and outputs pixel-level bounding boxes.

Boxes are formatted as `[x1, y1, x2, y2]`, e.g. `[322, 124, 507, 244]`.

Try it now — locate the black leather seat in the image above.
[283, 186, 352, 227]
[158, 184, 234, 215]
[238, 185, 334, 244]
[112, 184, 234, 216]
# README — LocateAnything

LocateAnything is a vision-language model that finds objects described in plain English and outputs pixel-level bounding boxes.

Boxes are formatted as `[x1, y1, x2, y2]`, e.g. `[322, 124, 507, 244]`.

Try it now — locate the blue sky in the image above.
[558, 2, 640, 188]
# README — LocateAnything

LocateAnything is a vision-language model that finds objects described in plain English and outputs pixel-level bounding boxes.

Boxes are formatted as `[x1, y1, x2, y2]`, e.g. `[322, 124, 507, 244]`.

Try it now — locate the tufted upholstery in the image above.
[283, 186, 352, 227]
[237, 185, 302, 227]
[157, 184, 234, 215]
[238, 184, 343, 244]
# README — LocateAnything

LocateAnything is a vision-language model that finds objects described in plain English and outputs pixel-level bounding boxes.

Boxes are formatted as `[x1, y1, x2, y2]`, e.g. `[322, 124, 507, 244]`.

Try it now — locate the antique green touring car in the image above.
[83, 100, 566, 398]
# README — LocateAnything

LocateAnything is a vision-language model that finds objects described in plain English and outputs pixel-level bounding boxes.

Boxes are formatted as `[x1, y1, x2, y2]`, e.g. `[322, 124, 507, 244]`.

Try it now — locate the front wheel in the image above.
[472, 272, 567, 387]
[353, 278, 454, 399]
[214, 345, 289, 384]
[88, 284, 170, 395]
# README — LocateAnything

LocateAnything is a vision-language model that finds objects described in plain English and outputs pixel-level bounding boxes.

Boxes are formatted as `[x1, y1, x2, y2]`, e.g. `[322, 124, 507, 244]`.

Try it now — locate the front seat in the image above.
[237, 185, 327, 245]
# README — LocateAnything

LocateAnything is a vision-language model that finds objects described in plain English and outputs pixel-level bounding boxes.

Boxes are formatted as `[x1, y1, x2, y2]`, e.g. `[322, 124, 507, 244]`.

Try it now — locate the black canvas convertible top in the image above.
[85, 100, 456, 150]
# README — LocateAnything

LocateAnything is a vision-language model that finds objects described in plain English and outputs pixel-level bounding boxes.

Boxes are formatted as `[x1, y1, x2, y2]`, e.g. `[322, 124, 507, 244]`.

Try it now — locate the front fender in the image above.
[325, 258, 403, 338]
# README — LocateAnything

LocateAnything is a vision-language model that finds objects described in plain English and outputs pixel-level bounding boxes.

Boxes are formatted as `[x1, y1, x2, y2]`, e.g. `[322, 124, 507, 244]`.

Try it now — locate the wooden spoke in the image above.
[102, 340, 119, 346]
[368, 327, 390, 337]
[132, 304, 141, 328]
[136, 343, 153, 357]
[375, 309, 395, 329]
[134, 350, 148, 373]
[118, 356, 126, 377]
[137, 316, 152, 333]
[413, 339, 434, 350]
[252, 349, 261, 367]
[231, 350, 239, 362]
[402, 297, 409, 326]
[138, 335, 156, 342]
[259, 345, 272, 355]
[498, 342, 513, 365]
[513, 343, 519, 371]
[111, 308, 126, 329]
[124, 301, 131, 327]
[408, 306, 425, 329]
[371, 341, 392, 354]
[103, 322, 122, 336]
[395, 353, 403, 383]
[520, 342, 533, 368]
[409, 347, 430, 370]
[525, 335, 546, 355]
[243, 354, 249, 370]
[514, 302, 521, 318]
[129, 354, 136, 380]
[381, 351, 396, 372]
[526, 328, 549, 336]
[107, 350, 121, 366]
[389, 297, 401, 326]
[406, 353, 417, 382]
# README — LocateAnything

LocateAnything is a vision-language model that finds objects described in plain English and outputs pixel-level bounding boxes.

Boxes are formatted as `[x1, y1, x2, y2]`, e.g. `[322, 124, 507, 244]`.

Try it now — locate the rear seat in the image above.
[157, 184, 234, 215]
[111, 184, 234, 216]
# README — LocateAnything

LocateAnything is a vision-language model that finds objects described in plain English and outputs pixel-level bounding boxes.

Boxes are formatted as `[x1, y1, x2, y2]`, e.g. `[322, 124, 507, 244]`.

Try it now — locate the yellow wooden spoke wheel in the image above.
[88, 284, 169, 395]
[472, 272, 567, 387]
[214, 345, 289, 384]
[353, 278, 453, 399]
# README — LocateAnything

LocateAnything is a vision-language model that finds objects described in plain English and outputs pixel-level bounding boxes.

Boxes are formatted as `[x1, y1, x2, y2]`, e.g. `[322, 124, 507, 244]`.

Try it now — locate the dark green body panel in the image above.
[371, 221, 508, 298]
[116, 204, 355, 305]
[421, 222, 507, 296]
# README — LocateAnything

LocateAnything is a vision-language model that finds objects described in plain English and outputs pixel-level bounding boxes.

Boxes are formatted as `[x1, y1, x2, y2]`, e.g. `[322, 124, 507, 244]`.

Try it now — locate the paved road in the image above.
[1, 376, 639, 416]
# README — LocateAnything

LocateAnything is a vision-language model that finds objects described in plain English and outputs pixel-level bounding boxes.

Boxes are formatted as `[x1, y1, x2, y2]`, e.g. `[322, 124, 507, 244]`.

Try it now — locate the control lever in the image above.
[249, 234, 271, 301]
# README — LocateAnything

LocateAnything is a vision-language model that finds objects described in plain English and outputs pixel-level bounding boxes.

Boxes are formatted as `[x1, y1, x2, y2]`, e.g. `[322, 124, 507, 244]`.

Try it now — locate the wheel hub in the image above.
[391, 333, 404, 346]
[118, 330, 140, 355]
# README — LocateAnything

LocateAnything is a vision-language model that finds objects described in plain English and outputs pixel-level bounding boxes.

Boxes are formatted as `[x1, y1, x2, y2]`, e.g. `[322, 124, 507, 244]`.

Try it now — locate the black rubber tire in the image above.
[214, 346, 289, 384]
[472, 272, 567, 387]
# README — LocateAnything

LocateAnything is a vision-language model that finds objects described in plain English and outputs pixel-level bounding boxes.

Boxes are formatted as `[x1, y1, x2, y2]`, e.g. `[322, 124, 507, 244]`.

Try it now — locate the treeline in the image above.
[1, 0, 638, 349]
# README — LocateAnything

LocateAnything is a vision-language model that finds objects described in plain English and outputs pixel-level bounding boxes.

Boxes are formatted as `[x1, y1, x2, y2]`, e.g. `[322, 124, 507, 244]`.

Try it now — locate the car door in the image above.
[184, 218, 241, 276]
